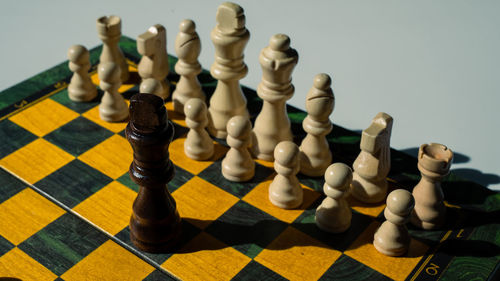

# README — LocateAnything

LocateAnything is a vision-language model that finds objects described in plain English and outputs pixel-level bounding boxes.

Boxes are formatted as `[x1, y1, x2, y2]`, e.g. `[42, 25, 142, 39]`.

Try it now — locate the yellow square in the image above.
[346, 195, 386, 218]
[346, 181, 399, 218]
[82, 101, 129, 133]
[78, 134, 132, 179]
[0, 247, 57, 280]
[61, 240, 154, 281]
[242, 177, 320, 223]
[90, 65, 137, 93]
[9, 98, 79, 137]
[0, 138, 74, 184]
[255, 226, 342, 281]
[73, 181, 136, 235]
[344, 221, 429, 281]
[0, 188, 65, 245]
[163, 232, 251, 281]
[165, 101, 187, 127]
[169, 137, 228, 175]
[255, 158, 274, 169]
[172, 176, 239, 229]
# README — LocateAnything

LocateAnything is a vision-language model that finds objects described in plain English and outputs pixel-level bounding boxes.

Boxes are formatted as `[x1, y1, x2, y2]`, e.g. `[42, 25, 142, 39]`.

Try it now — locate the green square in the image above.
[172, 122, 189, 140]
[18, 213, 108, 276]
[205, 200, 287, 258]
[51, 88, 101, 114]
[0, 234, 14, 257]
[319, 254, 392, 280]
[44, 116, 113, 156]
[232, 260, 287, 281]
[143, 269, 177, 281]
[0, 168, 26, 204]
[0, 119, 37, 159]
[34, 159, 112, 208]
[298, 173, 325, 193]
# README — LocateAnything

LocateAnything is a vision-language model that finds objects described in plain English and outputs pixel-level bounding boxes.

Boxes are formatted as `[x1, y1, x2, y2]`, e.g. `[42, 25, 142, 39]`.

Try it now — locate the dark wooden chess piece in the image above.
[126, 93, 182, 253]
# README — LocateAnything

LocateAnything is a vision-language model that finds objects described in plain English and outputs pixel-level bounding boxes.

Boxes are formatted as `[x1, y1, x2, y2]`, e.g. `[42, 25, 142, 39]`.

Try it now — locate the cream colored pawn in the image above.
[97, 16, 129, 82]
[299, 73, 335, 176]
[269, 141, 303, 209]
[222, 115, 255, 182]
[252, 34, 298, 161]
[374, 189, 415, 257]
[351, 112, 393, 203]
[411, 143, 453, 230]
[137, 24, 169, 100]
[172, 19, 205, 114]
[98, 62, 128, 122]
[140, 78, 165, 98]
[315, 163, 352, 233]
[184, 98, 214, 161]
[67, 45, 97, 102]
[207, 2, 250, 138]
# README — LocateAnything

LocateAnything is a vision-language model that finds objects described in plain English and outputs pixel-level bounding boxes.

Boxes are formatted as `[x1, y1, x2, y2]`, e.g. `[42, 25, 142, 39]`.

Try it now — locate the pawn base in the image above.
[410, 211, 445, 230]
[184, 145, 214, 161]
[99, 105, 129, 122]
[315, 216, 350, 233]
[208, 128, 228, 140]
[252, 151, 274, 162]
[68, 88, 97, 102]
[373, 241, 408, 257]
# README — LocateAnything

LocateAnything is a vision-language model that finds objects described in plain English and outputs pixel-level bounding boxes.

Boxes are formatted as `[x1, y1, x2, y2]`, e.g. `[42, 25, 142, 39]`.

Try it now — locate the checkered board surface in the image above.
[0, 37, 498, 281]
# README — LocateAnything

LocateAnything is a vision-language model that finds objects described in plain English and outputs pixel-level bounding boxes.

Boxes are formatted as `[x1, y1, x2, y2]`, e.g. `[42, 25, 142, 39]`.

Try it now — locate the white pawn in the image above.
[68, 45, 97, 102]
[222, 115, 255, 182]
[300, 73, 335, 176]
[184, 98, 214, 160]
[98, 62, 128, 122]
[315, 163, 352, 233]
[140, 78, 165, 98]
[137, 24, 169, 99]
[373, 189, 415, 257]
[172, 19, 205, 114]
[269, 141, 303, 209]
[96, 16, 129, 82]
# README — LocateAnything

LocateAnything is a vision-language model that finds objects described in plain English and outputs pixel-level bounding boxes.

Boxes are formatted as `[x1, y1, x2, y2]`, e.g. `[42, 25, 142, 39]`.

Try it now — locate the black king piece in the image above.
[126, 93, 181, 253]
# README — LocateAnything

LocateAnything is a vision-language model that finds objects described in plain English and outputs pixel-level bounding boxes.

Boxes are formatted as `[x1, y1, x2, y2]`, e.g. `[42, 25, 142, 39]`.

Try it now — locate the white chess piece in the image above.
[315, 163, 352, 233]
[300, 73, 334, 177]
[140, 78, 165, 98]
[184, 98, 214, 160]
[351, 112, 393, 203]
[137, 24, 169, 100]
[98, 62, 128, 122]
[252, 34, 298, 161]
[222, 115, 255, 182]
[67, 45, 97, 102]
[172, 19, 205, 114]
[97, 15, 129, 82]
[207, 2, 250, 138]
[374, 189, 415, 257]
[269, 141, 303, 209]
[411, 143, 453, 230]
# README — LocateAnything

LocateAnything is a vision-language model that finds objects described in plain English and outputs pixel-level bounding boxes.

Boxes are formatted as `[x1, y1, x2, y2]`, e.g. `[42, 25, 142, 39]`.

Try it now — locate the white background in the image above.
[0, 0, 498, 190]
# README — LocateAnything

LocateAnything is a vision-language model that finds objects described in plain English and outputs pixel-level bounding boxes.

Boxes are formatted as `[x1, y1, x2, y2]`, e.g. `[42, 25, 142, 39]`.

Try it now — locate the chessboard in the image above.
[0, 36, 498, 281]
